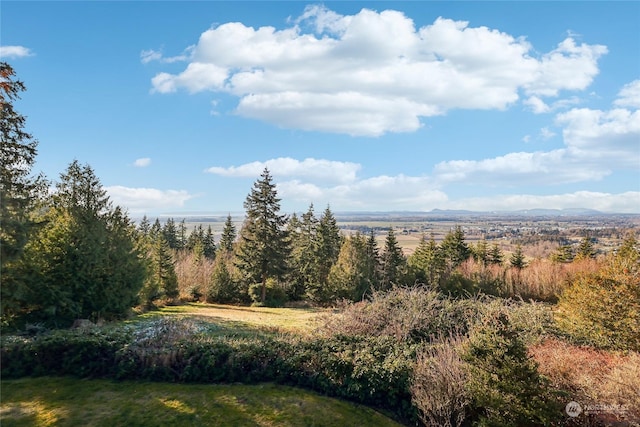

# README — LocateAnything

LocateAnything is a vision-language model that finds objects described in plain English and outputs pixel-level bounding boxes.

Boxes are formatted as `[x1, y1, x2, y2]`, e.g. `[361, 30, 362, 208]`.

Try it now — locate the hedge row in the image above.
[0, 321, 418, 423]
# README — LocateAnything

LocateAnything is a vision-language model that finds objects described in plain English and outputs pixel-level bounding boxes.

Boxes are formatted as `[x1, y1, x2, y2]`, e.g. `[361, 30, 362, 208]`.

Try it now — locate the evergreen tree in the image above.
[315, 205, 342, 284]
[177, 219, 188, 251]
[138, 215, 151, 236]
[187, 224, 204, 252]
[162, 218, 179, 249]
[150, 234, 179, 301]
[551, 243, 574, 263]
[19, 161, 144, 324]
[509, 244, 527, 269]
[380, 228, 406, 289]
[207, 256, 237, 303]
[0, 62, 47, 325]
[327, 232, 371, 302]
[473, 239, 489, 267]
[365, 229, 381, 288]
[150, 218, 161, 238]
[441, 226, 471, 270]
[218, 214, 236, 253]
[488, 243, 504, 265]
[408, 234, 445, 286]
[203, 225, 216, 259]
[575, 236, 596, 260]
[235, 168, 290, 304]
[289, 205, 318, 300]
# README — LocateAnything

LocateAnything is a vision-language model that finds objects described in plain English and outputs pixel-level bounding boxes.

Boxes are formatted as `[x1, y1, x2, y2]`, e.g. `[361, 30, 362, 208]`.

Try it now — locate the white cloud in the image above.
[0, 45, 34, 59]
[614, 79, 640, 109]
[445, 191, 640, 214]
[151, 7, 607, 136]
[205, 157, 361, 184]
[523, 96, 550, 114]
[140, 47, 193, 64]
[435, 80, 640, 185]
[140, 49, 162, 64]
[133, 157, 151, 167]
[106, 186, 195, 213]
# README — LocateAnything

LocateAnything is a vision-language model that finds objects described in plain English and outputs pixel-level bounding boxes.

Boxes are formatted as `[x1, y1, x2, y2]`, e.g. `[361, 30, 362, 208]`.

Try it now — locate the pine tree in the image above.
[177, 219, 188, 251]
[510, 244, 526, 269]
[380, 227, 406, 289]
[551, 243, 574, 263]
[235, 168, 290, 304]
[151, 234, 179, 301]
[138, 215, 151, 236]
[218, 214, 236, 253]
[365, 229, 381, 288]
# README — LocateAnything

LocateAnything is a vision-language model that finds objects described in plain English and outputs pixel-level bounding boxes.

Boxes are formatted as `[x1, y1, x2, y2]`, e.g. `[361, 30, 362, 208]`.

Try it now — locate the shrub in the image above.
[461, 311, 562, 426]
[411, 335, 469, 427]
[248, 279, 288, 307]
[555, 266, 640, 352]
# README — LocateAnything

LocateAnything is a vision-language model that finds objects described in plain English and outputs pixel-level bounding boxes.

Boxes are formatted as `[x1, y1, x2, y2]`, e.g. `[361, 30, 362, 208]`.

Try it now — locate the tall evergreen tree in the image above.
[203, 225, 216, 259]
[218, 214, 236, 253]
[289, 205, 318, 300]
[177, 219, 188, 251]
[162, 217, 179, 249]
[315, 205, 342, 284]
[19, 161, 144, 324]
[365, 229, 381, 288]
[380, 228, 406, 289]
[138, 215, 151, 236]
[473, 239, 489, 267]
[0, 62, 46, 325]
[235, 168, 290, 303]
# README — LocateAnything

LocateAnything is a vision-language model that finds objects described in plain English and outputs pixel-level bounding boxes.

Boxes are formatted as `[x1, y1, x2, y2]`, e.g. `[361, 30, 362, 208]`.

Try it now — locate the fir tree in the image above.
[473, 239, 489, 267]
[380, 227, 406, 289]
[327, 232, 371, 302]
[441, 226, 471, 270]
[218, 214, 236, 253]
[203, 225, 216, 259]
[162, 218, 179, 249]
[510, 244, 527, 269]
[488, 243, 504, 265]
[235, 168, 290, 304]
[408, 234, 445, 286]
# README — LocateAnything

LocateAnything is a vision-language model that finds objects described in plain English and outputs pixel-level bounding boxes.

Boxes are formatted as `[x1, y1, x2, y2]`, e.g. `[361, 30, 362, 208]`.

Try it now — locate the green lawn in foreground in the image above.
[1, 377, 402, 427]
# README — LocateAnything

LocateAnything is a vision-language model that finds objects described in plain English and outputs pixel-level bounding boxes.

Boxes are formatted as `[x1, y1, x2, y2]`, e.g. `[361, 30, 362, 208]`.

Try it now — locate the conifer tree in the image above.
[315, 205, 342, 284]
[380, 227, 406, 289]
[575, 236, 596, 260]
[510, 244, 526, 269]
[0, 62, 47, 325]
[473, 239, 489, 267]
[218, 214, 237, 253]
[235, 168, 290, 303]
[19, 161, 144, 324]
[365, 229, 381, 288]
[488, 242, 504, 265]
[408, 234, 445, 286]
[203, 225, 216, 259]
[289, 205, 318, 300]
[441, 226, 471, 270]
[327, 232, 371, 302]
[138, 215, 151, 236]
[162, 217, 179, 249]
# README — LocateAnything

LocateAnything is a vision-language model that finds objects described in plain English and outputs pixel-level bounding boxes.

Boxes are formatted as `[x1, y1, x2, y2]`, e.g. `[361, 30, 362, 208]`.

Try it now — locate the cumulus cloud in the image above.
[133, 157, 151, 167]
[614, 79, 640, 109]
[150, 6, 606, 136]
[0, 45, 33, 59]
[205, 157, 361, 184]
[106, 186, 195, 213]
[434, 80, 640, 185]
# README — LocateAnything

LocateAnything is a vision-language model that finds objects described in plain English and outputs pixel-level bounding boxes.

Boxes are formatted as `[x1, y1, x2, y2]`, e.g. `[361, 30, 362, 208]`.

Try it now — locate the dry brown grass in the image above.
[530, 338, 640, 425]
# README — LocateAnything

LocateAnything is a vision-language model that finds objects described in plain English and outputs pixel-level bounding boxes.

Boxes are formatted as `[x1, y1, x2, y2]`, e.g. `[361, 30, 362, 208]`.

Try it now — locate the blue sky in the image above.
[2, 1, 639, 215]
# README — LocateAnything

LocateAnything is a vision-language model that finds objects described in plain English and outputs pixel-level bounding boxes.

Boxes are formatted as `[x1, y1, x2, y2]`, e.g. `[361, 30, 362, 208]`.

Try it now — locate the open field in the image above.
[0, 377, 402, 427]
[135, 303, 328, 334]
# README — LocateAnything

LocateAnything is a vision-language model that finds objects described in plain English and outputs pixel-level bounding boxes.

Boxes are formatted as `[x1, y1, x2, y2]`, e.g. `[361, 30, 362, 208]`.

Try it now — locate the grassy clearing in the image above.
[134, 302, 327, 334]
[1, 377, 403, 427]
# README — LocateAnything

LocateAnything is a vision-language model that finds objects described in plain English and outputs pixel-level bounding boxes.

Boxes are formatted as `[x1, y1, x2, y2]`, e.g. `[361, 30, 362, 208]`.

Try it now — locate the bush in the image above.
[411, 335, 469, 427]
[461, 312, 562, 427]
[555, 266, 640, 352]
[248, 279, 288, 307]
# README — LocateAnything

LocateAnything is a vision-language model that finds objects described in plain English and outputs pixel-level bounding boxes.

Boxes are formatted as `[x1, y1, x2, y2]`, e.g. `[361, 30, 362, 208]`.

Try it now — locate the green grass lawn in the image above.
[1, 377, 403, 427]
